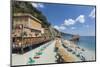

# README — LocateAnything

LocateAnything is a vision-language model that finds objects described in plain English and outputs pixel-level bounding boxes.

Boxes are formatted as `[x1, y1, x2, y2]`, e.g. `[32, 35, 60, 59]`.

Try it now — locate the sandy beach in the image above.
[55, 39, 81, 62]
[78, 46, 96, 61]
[63, 39, 95, 61]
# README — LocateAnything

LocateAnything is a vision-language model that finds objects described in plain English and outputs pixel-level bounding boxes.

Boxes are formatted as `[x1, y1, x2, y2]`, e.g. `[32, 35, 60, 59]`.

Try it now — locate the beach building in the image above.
[12, 13, 44, 37]
[12, 13, 52, 54]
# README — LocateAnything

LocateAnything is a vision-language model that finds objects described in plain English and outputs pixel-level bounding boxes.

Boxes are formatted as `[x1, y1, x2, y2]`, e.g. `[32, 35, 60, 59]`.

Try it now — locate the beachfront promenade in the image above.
[12, 40, 57, 65]
[32, 40, 56, 64]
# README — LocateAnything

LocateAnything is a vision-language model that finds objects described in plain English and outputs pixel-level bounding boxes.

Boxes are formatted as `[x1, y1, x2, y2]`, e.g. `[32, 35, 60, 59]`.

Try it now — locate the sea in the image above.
[61, 34, 96, 60]
[62, 35, 96, 51]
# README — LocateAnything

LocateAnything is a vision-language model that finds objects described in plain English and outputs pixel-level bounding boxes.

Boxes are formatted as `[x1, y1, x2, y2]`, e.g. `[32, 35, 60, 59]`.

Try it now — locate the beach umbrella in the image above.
[67, 47, 72, 52]
[40, 48, 44, 51]
[75, 50, 82, 57]
[72, 51, 76, 54]
[33, 52, 41, 59]
[34, 56, 40, 59]
[28, 57, 35, 64]
[36, 52, 43, 55]
[82, 48, 85, 51]
[71, 48, 76, 54]
[80, 55, 86, 61]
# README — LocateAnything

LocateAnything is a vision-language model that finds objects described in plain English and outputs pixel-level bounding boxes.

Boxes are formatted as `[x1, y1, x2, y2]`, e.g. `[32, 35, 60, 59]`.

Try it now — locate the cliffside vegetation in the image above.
[12, 1, 71, 37]
[12, 1, 50, 28]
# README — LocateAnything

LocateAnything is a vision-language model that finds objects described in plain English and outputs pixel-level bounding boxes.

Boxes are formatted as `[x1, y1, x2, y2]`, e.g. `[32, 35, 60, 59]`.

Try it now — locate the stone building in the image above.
[12, 13, 44, 37]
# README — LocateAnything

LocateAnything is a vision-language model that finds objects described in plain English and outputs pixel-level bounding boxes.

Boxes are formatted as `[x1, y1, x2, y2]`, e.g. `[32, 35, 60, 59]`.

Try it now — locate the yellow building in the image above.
[12, 13, 44, 37]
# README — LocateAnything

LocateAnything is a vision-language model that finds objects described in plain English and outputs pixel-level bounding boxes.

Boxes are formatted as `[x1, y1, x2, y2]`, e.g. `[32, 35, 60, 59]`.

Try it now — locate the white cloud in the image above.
[89, 8, 95, 18]
[32, 3, 44, 8]
[64, 19, 75, 26]
[54, 25, 60, 30]
[59, 26, 66, 30]
[76, 15, 85, 23]
[53, 25, 66, 30]
[63, 15, 85, 26]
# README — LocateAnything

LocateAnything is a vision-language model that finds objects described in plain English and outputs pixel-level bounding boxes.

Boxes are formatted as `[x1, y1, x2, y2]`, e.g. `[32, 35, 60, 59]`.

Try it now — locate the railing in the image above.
[12, 37, 52, 54]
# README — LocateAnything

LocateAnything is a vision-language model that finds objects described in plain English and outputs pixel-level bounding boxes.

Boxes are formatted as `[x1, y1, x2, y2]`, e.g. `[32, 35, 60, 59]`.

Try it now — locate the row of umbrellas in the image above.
[62, 41, 86, 61]
[27, 42, 52, 64]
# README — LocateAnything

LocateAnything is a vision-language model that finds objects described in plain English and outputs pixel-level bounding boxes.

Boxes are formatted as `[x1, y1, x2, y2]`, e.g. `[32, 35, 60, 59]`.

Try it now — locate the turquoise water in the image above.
[62, 35, 96, 51]
[78, 36, 96, 51]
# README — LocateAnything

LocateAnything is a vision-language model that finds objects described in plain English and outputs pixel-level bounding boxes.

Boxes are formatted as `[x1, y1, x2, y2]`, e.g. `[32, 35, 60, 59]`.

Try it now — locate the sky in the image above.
[32, 2, 96, 36]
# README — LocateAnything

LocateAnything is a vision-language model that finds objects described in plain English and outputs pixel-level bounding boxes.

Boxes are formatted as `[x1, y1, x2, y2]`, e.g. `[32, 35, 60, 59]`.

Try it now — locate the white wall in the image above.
[0, 0, 100, 67]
